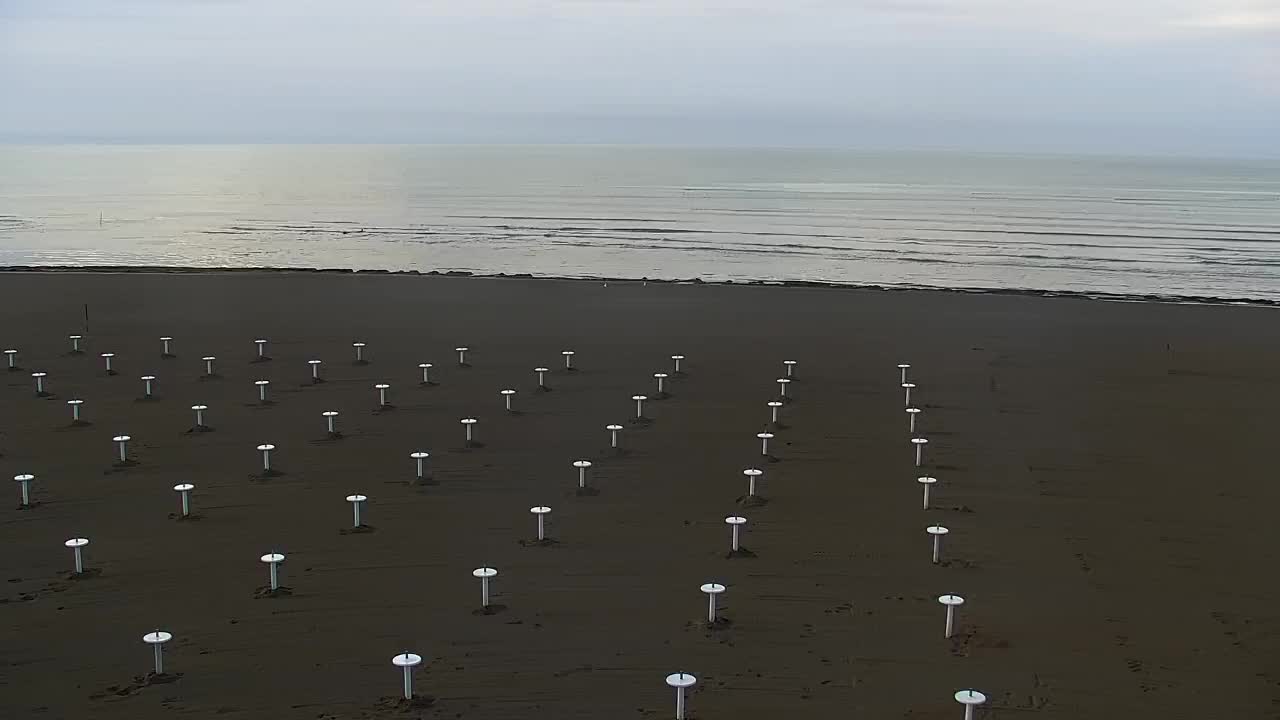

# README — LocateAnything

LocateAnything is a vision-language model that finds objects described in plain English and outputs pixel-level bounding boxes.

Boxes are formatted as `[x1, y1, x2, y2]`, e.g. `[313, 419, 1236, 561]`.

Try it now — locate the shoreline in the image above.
[2, 264, 1277, 309]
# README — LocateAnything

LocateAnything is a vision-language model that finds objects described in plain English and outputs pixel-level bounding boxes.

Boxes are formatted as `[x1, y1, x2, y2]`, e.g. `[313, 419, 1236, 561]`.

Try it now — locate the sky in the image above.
[0, 0, 1277, 156]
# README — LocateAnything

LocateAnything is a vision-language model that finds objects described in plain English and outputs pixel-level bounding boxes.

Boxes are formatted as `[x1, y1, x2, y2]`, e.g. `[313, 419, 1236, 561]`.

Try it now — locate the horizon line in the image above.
[1, 140, 1276, 163]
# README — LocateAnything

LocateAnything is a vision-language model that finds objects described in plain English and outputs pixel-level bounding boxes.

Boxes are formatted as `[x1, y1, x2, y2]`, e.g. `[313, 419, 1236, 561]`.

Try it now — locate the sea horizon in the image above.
[4, 141, 1279, 163]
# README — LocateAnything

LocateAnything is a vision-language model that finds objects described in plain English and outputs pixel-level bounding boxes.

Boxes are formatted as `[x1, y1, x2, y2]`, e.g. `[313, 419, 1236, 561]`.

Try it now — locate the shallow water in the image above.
[1, 145, 1277, 300]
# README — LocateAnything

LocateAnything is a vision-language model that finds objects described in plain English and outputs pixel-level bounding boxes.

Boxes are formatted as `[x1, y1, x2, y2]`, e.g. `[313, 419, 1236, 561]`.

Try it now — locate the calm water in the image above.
[2, 145, 1278, 301]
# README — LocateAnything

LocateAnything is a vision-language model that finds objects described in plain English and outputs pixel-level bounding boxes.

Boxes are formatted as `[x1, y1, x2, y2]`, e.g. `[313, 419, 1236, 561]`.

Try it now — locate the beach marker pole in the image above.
[323, 411, 339, 436]
[455, 347, 469, 366]
[255, 380, 270, 403]
[671, 354, 685, 374]
[912, 437, 929, 467]
[257, 444, 276, 473]
[376, 383, 391, 408]
[101, 353, 115, 374]
[202, 356, 216, 377]
[607, 424, 623, 449]
[143, 631, 172, 675]
[309, 359, 323, 382]
[419, 363, 433, 384]
[531, 506, 551, 541]
[777, 378, 791, 401]
[902, 382, 916, 407]
[501, 389, 516, 412]
[68, 398, 84, 422]
[927, 525, 950, 564]
[654, 373, 668, 396]
[254, 339, 269, 360]
[14, 474, 34, 507]
[725, 516, 746, 551]
[955, 690, 986, 720]
[757, 432, 774, 459]
[665, 673, 696, 720]
[700, 583, 726, 623]
[392, 653, 423, 700]
[461, 418, 478, 446]
[535, 367, 549, 390]
[65, 537, 89, 574]
[113, 435, 131, 463]
[562, 350, 575, 371]
[898, 363, 911, 384]
[473, 567, 498, 608]
[140, 375, 156, 399]
[939, 594, 965, 638]
[4, 349, 18, 369]
[410, 451, 430, 482]
[346, 494, 367, 528]
[160, 337, 174, 357]
[918, 476, 937, 510]
[574, 460, 592, 489]
[260, 552, 285, 590]
[32, 372, 48, 396]
[743, 468, 763, 497]
[632, 395, 647, 420]
[69, 335, 83, 353]
[783, 359, 797, 378]
[907, 407, 921, 433]
[352, 342, 367, 363]
[191, 404, 208, 429]
[768, 401, 783, 425]
[174, 483, 194, 517]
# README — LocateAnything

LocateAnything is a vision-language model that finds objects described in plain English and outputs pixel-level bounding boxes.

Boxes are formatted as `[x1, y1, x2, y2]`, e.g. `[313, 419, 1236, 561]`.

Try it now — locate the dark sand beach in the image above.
[1, 271, 1277, 719]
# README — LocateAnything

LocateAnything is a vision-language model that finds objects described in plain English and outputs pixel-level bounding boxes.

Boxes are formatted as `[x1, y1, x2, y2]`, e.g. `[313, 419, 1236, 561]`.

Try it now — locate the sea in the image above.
[1, 145, 1277, 302]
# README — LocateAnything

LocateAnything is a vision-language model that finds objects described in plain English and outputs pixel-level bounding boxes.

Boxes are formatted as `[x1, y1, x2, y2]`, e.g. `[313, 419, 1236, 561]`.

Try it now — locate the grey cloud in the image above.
[0, 0, 1275, 156]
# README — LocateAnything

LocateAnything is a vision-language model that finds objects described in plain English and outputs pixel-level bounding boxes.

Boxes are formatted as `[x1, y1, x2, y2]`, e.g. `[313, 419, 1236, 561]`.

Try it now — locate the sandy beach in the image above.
[1, 270, 1277, 719]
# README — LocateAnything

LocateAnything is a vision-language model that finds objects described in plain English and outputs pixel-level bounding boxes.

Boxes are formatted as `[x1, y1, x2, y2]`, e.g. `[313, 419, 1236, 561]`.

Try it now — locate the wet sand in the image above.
[0, 271, 1277, 719]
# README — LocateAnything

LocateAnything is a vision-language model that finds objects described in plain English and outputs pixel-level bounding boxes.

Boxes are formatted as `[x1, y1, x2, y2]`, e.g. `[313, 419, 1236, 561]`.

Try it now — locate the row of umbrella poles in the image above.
[9, 335, 989, 717]
[10, 335, 750, 715]
[900, 363, 987, 719]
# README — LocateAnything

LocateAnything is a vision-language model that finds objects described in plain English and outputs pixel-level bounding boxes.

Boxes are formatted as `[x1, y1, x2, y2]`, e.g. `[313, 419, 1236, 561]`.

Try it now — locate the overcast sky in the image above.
[1, 0, 1276, 156]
